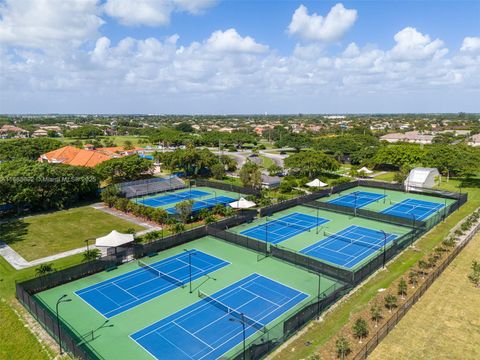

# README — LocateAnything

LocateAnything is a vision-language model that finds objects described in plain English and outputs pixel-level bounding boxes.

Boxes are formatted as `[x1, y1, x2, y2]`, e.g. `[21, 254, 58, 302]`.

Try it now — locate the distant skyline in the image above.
[1, 0, 479, 114]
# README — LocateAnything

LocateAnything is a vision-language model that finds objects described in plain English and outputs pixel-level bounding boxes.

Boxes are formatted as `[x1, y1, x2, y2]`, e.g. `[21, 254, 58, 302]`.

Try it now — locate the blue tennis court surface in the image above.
[240, 212, 329, 244]
[166, 196, 236, 214]
[381, 198, 444, 220]
[131, 273, 308, 360]
[301, 225, 398, 269]
[75, 250, 229, 318]
[328, 191, 385, 208]
[136, 190, 210, 207]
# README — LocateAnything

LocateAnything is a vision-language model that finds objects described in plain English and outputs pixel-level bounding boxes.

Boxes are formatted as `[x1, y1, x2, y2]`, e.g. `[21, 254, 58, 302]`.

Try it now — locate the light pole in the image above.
[229, 315, 246, 360]
[380, 230, 387, 269]
[317, 273, 323, 319]
[56, 294, 71, 355]
[183, 249, 196, 293]
[84, 237, 95, 252]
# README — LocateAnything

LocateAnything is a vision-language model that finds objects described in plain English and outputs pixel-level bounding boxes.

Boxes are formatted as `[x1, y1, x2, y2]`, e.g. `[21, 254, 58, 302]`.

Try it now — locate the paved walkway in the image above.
[0, 204, 162, 270]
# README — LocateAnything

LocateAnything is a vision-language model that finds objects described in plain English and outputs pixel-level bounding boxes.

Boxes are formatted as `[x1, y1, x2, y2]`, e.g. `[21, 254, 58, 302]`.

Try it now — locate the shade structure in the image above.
[228, 197, 256, 209]
[306, 179, 328, 188]
[358, 167, 373, 174]
[95, 230, 134, 248]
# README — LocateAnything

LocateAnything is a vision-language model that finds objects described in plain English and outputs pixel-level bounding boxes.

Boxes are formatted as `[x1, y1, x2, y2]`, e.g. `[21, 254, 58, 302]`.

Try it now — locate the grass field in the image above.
[35, 237, 342, 359]
[372, 172, 396, 182]
[60, 135, 150, 147]
[370, 232, 480, 360]
[0, 206, 145, 261]
[271, 178, 480, 359]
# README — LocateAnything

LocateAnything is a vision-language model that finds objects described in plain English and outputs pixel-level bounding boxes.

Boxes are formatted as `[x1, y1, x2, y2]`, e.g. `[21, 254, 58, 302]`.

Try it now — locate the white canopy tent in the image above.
[306, 179, 328, 188]
[405, 167, 440, 190]
[229, 197, 256, 209]
[95, 230, 134, 248]
[358, 167, 373, 174]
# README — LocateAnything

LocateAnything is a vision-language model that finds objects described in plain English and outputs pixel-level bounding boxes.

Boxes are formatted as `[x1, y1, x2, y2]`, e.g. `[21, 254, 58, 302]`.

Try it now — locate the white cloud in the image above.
[205, 29, 268, 53]
[389, 27, 447, 61]
[461, 37, 480, 52]
[0, 0, 103, 49]
[287, 3, 357, 42]
[104, 0, 217, 27]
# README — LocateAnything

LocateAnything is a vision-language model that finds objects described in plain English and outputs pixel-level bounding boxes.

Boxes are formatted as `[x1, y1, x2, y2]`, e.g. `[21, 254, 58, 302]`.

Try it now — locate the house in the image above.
[0, 124, 29, 139]
[380, 131, 434, 144]
[38, 145, 143, 167]
[32, 129, 49, 138]
[468, 134, 480, 147]
[261, 174, 281, 189]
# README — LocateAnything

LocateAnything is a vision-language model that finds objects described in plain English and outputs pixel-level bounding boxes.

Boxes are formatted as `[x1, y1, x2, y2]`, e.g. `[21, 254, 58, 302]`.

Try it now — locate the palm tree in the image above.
[418, 260, 429, 279]
[82, 249, 101, 262]
[384, 293, 398, 313]
[409, 270, 419, 288]
[35, 263, 55, 277]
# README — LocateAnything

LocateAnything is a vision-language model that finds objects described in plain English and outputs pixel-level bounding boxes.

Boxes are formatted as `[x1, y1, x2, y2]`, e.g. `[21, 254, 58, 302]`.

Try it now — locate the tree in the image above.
[35, 263, 55, 277]
[267, 164, 283, 176]
[274, 133, 312, 151]
[66, 125, 104, 139]
[398, 278, 408, 299]
[370, 302, 383, 327]
[159, 147, 219, 176]
[100, 185, 120, 207]
[96, 155, 153, 182]
[123, 140, 134, 150]
[0, 138, 62, 161]
[418, 260, 429, 278]
[279, 178, 296, 193]
[211, 163, 225, 180]
[425, 145, 480, 177]
[170, 221, 185, 234]
[175, 200, 194, 224]
[384, 293, 398, 313]
[239, 162, 262, 189]
[0, 160, 99, 211]
[373, 144, 427, 168]
[284, 151, 340, 178]
[335, 335, 351, 360]
[82, 249, 101, 262]
[175, 122, 194, 133]
[468, 260, 480, 288]
[352, 317, 369, 343]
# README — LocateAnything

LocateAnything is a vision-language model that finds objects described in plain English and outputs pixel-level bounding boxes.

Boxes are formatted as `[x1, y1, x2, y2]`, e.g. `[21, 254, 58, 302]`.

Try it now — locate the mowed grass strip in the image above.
[370, 233, 480, 360]
[0, 206, 145, 261]
[271, 179, 480, 360]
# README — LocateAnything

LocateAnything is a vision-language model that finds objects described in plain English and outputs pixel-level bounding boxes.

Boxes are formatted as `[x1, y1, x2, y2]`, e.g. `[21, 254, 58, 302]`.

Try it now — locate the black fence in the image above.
[303, 201, 425, 230]
[231, 281, 351, 360]
[195, 179, 261, 196]
[352, 222, 480, 360]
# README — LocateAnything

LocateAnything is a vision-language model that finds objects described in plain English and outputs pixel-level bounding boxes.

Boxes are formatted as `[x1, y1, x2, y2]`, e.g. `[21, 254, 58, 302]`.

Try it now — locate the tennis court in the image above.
[328, 191, 385, 208]
[131, 273, 308, 360]
[75, 250, 229, 318]
[240, 212, 329, 244]
[301, 225, 398, 269]
[381, 198, 444, 220]
[166, 196, 236, 214]
[136, 189, 210, 207]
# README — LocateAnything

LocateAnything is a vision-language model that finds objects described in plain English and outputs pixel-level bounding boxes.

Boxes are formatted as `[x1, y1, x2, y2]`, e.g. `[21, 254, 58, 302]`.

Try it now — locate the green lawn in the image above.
[372, 171, 396, 182]
[271, 178, 480, 359]
[60, 135, 150, 147]
[0, 206, 145, 261]
[370, 232, 480, 360]
[260, 155, 275, 169]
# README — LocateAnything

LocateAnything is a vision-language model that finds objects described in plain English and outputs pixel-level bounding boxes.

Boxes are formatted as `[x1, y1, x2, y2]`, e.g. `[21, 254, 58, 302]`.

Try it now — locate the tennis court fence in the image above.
[194, 179, 261, 196]
[118, 176, 186, 198]
[230, 280, 351, 360]
[303, 200, 426, 230]
[352, 221, 480, 360]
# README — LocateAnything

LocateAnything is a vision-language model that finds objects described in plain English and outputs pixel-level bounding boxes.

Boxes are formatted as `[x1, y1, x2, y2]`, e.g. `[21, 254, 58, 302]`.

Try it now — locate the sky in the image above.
[0, 0, 479, 114]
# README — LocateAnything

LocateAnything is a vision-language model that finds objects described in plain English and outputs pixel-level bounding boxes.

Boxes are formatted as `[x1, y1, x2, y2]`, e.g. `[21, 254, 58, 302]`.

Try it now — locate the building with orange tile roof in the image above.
[38, 145, 143, 167]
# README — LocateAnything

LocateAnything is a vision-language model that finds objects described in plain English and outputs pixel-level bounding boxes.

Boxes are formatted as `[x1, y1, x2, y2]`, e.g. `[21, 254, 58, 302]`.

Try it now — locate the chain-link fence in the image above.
[352, 222, 480, 360]
[195, 179, 261, 196]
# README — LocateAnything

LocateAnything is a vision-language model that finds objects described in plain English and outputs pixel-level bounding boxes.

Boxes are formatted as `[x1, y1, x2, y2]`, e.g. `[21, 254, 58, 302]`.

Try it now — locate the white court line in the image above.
[173, 321, 215, 349]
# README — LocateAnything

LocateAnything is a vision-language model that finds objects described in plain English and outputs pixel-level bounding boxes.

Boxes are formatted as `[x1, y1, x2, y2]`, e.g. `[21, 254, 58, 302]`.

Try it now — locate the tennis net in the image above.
[389, 200, 442, 212]
[198, 290, 267, 333]
[323, 230, 385, 251]
[138, 260, 185, 288]
[267, 218, 315, 232]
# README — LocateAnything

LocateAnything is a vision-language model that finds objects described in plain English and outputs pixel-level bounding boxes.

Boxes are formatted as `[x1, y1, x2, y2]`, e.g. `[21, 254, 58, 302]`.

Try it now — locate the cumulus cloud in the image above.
[204, 29, 268, 53]
[287, 3, 357, 42]
[104, 0, 217, 27]
[461, 37, 480, 52]
[0, 0, 103, 49]
[389, 27, 448, 61]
